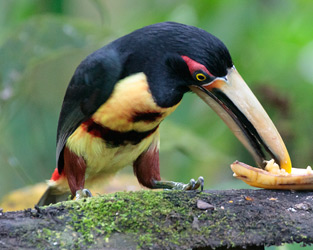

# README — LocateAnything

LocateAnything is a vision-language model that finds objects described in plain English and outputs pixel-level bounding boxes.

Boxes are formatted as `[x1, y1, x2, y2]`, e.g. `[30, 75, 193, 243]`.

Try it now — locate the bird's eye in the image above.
[195, 73, 207, 81]
[181, 55, 215, 83]
[193, 70, 209, 82]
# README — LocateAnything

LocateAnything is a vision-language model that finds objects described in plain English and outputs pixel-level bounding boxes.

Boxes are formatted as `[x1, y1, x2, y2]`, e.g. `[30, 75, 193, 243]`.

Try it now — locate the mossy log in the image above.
[1, 189, 313, 249]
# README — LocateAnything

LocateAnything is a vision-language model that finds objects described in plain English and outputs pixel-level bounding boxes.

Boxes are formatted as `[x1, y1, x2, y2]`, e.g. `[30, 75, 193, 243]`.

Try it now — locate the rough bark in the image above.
[1, 189, 313, 249]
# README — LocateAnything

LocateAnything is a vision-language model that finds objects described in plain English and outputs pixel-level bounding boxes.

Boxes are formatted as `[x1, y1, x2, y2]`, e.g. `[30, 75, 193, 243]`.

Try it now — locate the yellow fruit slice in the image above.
[231, 161, 313, 190]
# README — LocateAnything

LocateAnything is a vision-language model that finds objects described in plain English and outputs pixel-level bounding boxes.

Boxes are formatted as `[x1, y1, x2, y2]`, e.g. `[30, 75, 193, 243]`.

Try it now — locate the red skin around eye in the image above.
[181, 55, 214, 77]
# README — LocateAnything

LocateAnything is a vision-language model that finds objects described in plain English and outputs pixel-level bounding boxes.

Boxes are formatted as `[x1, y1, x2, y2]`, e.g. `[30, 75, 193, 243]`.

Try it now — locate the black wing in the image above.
[56, 47, 122, 172]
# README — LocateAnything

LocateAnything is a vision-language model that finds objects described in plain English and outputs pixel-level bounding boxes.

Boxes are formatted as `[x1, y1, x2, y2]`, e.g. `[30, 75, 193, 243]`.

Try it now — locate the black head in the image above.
[110, 22, 233, 107]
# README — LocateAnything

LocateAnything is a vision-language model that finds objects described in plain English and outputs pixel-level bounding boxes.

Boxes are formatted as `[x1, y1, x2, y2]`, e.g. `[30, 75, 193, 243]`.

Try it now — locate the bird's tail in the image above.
[37, 186, 72, 206]
[37, 167, 72, 206]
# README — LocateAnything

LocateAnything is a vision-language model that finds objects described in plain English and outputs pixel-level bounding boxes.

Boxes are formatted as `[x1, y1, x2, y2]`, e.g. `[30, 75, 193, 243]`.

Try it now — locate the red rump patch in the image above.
[50, 168, 65, 181]
[181, 55, 214, 77]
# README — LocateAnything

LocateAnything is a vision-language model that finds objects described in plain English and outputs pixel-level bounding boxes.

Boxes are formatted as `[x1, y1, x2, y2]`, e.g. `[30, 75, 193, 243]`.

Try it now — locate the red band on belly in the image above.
[82, 119, 159, 147]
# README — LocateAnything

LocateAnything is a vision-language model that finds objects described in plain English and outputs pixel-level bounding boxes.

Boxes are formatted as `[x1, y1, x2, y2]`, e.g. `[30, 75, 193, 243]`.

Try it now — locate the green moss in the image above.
[34, 190, 247, 249]
[64, 190, 208, 248]
[30, 189, 313, 249]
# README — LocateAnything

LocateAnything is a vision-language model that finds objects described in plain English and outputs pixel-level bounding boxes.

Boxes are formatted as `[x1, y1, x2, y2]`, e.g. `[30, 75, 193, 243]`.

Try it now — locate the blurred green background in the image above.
[0, 1, 313, 248]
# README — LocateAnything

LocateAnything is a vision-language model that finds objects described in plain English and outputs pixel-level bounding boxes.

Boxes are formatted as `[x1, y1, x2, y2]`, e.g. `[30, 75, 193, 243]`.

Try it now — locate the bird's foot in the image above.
[153, 176, 204, 191]
[75, 189, 92, 200]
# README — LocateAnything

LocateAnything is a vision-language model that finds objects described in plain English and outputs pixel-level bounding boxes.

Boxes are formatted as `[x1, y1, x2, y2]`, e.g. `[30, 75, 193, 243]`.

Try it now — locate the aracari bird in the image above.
[38, 22, 291, 205]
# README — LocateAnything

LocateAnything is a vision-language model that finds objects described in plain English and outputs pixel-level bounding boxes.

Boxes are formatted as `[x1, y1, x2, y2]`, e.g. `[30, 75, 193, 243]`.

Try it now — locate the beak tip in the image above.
[280, 159, 292, 174]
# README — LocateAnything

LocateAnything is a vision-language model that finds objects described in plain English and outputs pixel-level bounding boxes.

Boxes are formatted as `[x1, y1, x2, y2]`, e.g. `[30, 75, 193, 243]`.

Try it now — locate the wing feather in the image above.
[56, 47, 122, 172]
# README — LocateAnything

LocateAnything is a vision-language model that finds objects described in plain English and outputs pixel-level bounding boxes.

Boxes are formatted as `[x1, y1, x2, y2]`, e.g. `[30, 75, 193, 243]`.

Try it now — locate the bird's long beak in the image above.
[190, 66, 292, 173]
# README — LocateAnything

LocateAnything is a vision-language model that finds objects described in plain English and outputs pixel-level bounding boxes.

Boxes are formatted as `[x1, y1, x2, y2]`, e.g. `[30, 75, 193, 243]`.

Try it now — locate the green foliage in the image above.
[0, 13, 106, 195]
[1, 1, 313, 226]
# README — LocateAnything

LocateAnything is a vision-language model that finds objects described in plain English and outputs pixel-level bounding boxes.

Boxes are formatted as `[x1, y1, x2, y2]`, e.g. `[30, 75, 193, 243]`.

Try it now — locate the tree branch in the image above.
[1, 189, 313, 249]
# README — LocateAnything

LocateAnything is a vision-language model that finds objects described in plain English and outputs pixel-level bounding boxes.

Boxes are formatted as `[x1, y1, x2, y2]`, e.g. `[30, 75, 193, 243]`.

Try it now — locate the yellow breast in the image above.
[66, 73, 180, 179]
[92, 72, 179, 131]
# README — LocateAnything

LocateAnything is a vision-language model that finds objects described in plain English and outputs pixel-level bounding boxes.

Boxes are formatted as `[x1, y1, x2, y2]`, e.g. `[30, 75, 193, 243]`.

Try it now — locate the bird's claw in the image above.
[153, 176, 204, 191]
[75, 189, 92, 200]
[185, 176, 204, 191]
